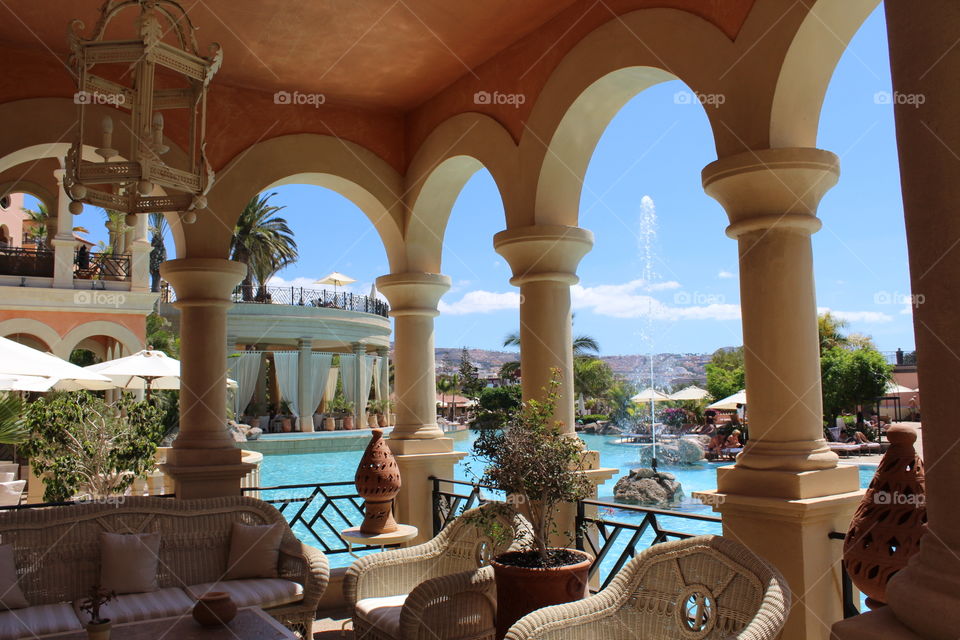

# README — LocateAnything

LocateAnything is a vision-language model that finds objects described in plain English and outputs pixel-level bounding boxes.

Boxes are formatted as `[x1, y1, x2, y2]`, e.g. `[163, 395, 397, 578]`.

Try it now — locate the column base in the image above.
[390, 423, 445, 440]
[162, 446, 253, 499]
[717, 463, 859, 499]
[696, 479, 863, 640]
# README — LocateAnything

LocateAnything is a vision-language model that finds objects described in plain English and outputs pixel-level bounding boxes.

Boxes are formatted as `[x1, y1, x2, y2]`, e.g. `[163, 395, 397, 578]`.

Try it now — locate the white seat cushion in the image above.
[0, 603, 82, 639]
[0, 482, 24, 508]
[356, 594, 407, 638]
[72, 587, 193, 624]
[187, 579, 303, 609]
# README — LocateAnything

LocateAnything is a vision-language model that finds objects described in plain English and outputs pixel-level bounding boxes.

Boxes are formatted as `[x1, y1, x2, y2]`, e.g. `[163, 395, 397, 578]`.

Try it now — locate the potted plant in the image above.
[341, 400, 355, 430]
[471, 370, 593, 638]
[376, 400, 390, 428]
[79, 584, 115, 639]
[366, 402, 378, 428]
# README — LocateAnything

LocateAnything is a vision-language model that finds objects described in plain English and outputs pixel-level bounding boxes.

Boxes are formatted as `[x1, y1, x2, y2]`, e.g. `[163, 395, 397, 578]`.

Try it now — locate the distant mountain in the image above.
[434, 347, 717, 389]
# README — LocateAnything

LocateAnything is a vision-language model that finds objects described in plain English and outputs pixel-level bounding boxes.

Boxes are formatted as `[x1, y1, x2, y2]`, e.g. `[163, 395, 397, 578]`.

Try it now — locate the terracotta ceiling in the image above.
[0, 0, 583, 110]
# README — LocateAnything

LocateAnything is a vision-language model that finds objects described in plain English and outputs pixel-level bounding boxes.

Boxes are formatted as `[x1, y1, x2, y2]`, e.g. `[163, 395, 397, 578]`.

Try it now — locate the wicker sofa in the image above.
[0, 496, 328, 639]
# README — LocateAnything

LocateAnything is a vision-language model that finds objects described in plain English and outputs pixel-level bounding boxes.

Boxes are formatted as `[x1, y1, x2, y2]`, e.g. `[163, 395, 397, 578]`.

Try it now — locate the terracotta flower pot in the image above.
[843, 424, 926, 608]
[343, 415, 354, 430]
[355, 429, 401, 534]
[281, 418, 292, 432]
[378, 414, 387, 428]
[367, 414, 378, 428]
[86, 620, 112, 640]
[324, 417, 335, 431]
[192, 592, 237, 627]
[491, 550, 592, 638]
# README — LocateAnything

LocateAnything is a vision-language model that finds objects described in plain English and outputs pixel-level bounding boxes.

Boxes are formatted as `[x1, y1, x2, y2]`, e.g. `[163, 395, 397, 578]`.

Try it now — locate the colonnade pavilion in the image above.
[1, 1, 957, 638]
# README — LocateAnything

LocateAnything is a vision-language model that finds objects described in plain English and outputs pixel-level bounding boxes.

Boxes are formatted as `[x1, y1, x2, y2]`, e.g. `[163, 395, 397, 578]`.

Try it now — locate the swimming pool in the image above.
[259, 432, 876, 571]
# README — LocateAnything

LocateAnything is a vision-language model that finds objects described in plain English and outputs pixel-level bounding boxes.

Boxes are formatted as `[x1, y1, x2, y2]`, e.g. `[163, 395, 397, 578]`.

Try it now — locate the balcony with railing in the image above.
[0, 245, 131, 282]
[161, 283, 389, 318]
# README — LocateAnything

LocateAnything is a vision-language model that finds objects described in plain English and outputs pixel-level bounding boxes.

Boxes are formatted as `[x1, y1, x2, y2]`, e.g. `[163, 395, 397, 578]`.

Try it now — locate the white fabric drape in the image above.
[372, 356, 382, 403]
[305, 353, 333, 415]
[228, 352, 262, 418]
[324, 367, 339, 402]
[273, 352, 299, 417]
[340, 355, 357, 408]
[359, 355, 375, 410]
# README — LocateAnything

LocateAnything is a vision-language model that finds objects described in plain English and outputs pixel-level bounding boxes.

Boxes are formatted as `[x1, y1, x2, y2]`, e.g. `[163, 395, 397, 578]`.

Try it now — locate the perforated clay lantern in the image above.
[355, 429, 401, 534]
[843, 424, 926, 608]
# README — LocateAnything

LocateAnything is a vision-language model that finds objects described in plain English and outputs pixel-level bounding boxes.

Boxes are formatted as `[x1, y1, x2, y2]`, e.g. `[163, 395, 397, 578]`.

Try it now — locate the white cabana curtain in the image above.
[306, 353, 333, 415]
[228, 352, 262, 418]
[372, 356, 382, 403]
[324, 367, 339, 402]
[359, 355, 375, 410]
[340, 354, 357, 408]
[272, 352, 299, 417]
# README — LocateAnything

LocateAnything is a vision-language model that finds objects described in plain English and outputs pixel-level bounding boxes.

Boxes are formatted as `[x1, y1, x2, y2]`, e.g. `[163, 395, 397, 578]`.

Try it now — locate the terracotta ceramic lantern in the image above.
[843, 424, 926, 608]
[355, 429, 401, 534]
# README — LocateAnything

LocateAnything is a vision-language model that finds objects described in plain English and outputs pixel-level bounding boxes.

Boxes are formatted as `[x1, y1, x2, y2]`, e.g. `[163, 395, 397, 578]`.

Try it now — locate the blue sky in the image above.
[57, 5, 914, 356]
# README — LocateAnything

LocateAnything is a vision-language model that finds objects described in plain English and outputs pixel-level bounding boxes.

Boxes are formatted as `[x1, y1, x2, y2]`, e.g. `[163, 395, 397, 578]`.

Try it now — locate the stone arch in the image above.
[195, 134, 405, 270]
[0, 224, 9, 246]
[403, 113, 517, 272]
[55, 320, 141, 360]
[0, 181, 56, 215]
[521, 8, 735, 228]
[0, 318, 60, 352]
[770, 0, 882, 148]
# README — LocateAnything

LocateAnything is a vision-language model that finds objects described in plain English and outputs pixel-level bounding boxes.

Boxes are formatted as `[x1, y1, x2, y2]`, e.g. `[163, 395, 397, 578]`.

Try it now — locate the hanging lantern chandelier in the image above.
[63, 0, 222, 225]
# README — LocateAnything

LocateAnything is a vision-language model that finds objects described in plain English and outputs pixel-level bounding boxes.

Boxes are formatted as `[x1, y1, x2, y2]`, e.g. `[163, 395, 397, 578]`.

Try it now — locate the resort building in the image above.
[0, 1, 956, 639]
[0, 188, 155, 361]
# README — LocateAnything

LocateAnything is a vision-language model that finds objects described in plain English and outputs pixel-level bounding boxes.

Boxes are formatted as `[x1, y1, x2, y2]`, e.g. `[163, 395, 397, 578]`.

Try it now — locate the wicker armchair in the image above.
[505, 535, 789, 640]
[344, 505, 527, 640]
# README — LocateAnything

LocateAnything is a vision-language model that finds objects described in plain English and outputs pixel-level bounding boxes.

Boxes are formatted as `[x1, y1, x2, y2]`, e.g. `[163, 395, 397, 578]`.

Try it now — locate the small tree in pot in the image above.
[471, 369, 593, 638]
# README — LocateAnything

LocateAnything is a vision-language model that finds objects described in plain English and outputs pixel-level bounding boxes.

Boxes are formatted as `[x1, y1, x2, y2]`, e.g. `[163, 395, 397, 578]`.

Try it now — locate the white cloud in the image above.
[439, 290, 522, 315]
[717, 270, 735, 279]
[817, 307, 894, 323]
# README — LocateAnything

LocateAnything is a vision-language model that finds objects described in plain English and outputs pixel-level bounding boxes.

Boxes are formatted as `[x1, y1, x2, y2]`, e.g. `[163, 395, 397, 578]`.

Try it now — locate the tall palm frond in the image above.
[23, 203, 49, 247]
[0, 394, 29, 445]
[231, 192, 298, 300]
[148, 212, 168, 292]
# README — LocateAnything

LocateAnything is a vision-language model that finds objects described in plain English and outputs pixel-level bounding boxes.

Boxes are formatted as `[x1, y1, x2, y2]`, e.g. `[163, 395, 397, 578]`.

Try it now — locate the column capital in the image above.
[160, 258, 245, 306]
[377, 346, 389, 357]
[351, 341, 366, 354]
[376, 272, 450, 317]
[702, 148, 839, 237]
[493, 225, 593, 286]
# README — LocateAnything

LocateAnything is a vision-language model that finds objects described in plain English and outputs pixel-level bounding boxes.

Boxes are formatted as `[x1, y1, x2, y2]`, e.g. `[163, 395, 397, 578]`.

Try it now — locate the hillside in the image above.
[434, 347, 715, 388]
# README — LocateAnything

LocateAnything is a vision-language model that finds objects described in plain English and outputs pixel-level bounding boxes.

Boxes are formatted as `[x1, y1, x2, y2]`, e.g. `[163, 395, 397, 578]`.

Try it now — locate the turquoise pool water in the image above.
[259, 432, 876, 572]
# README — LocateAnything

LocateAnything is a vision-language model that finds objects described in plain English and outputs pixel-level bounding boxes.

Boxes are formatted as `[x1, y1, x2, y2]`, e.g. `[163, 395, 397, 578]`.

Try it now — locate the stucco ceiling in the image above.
[1, 0, 582, 109]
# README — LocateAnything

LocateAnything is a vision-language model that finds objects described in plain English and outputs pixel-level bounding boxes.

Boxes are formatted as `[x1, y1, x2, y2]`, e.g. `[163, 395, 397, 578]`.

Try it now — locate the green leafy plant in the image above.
[471, 370, 590, 566]
[20, 392, 164, 502]
[0, 394, 29, 445]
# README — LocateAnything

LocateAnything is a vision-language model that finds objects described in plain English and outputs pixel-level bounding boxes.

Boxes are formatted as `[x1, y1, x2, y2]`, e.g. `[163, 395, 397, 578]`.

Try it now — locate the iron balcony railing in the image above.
[0, 245, 54, 278]
[160, 282, 389, 318]
[75, 251, 131, 281]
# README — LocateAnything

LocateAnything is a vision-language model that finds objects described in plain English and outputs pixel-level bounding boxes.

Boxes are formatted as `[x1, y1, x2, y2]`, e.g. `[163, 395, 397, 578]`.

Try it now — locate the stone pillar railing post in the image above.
[376, 272, 465, 544]
[352, 341, 367, 427]
[159, 258, 253, 498]
[51, 169, 77, 288]
[697, 148, 862, 640]
[129, 213, 151, 292]
[297, 337, 314, 432]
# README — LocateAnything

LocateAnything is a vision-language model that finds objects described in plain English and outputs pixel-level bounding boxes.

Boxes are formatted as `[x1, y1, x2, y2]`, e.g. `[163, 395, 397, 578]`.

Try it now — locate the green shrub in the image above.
[579, 414, 608, 423]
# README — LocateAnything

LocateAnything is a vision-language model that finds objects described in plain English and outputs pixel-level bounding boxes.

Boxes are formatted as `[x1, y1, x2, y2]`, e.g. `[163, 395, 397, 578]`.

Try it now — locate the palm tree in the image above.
[501, 327, 601, 362]
[436, 374, 460, 420]
[818, 312, 850, 351]
[230, 193, 298, 301]
[23, 203, 49, 248]
[0, 394, 29, 445]
[148, 212, 168, 292]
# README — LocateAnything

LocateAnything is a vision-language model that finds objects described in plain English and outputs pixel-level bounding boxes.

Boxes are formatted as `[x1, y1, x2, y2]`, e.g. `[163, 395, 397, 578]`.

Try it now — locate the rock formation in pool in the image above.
[636, 437, 705, 466]
[614, 468, 684, 505]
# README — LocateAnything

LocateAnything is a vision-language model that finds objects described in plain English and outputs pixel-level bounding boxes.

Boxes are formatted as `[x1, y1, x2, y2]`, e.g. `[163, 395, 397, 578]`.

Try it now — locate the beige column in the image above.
[50, 169, 77, 288]
[129, 213, 151, 293]
[159, 258, 253, 498]
[297, 337, 314, 432]
[376, 272, 465, 544]
[494, 225, 615, 547]
[834, 5, 960, 640]
[493, 225, 593, 433]
[697, 148, 861, 640]
[351, 342, 366, 428]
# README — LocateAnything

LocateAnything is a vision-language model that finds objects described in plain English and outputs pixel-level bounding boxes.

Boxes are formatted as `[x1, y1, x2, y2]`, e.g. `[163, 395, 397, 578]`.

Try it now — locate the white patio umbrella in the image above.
[0, 336, 113, 390]
[885, 382, 916, 395]
[86, 350, 237, 398]
[707, 389, 748, 411]
[369, 282, 378, 299]
[315, 271, 356, 293]
[631, 388, 671, 403]
[0, 374, 56, 392]
[668, 385, 710, 401]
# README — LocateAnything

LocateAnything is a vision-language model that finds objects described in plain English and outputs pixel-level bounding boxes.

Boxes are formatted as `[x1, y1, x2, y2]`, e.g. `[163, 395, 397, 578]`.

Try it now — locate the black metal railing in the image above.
[829, 531, 861, 618]
[75, 252, 131, 281]
[430, 477, 499, 536]
[0, 245, 54, 277]
[160, 282, 389, 318]
[577, 499, 723, 592]
[241, 482, 395, 557]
